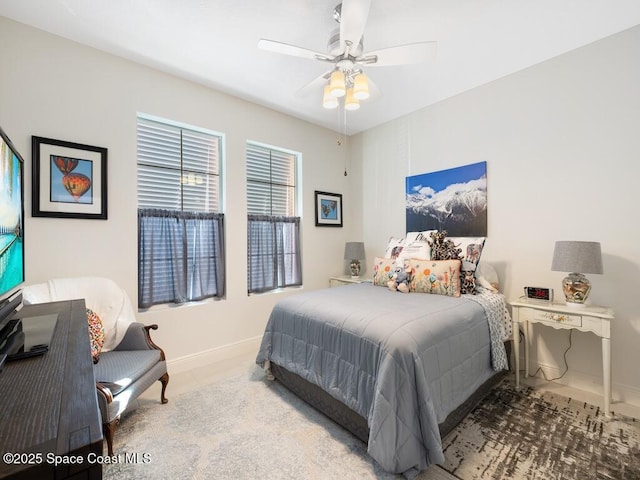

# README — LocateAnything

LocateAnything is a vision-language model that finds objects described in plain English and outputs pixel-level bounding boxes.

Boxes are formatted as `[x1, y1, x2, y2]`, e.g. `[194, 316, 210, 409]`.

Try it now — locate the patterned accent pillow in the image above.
[428, 230, 463, 261]
[460, 269, 477, 295]
[395, 231, 435, 265]
[372, 257, 396, 287]
[406, 259, 462, 297]
[383, 237, 405, 260]
[449, 236, 486, 271]
[87, 308, 105, 364]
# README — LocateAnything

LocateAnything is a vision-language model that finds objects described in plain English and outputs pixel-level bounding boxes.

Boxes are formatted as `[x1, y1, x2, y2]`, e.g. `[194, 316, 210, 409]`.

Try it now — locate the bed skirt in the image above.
[270, 340, 511, 444]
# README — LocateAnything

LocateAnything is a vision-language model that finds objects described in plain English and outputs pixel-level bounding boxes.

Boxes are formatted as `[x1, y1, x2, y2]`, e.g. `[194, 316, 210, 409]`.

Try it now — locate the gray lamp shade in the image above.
[344, 242, 365, 261]
[551, 241, 603, 274]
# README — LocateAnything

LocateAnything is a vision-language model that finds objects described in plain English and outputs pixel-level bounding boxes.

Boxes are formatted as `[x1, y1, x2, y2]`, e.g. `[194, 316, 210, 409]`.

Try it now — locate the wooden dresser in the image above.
[0, 299, 103, 480]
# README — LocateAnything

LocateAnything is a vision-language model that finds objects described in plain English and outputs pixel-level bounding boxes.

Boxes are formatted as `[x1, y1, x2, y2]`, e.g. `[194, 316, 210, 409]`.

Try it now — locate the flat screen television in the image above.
[0, 124, 25, 330]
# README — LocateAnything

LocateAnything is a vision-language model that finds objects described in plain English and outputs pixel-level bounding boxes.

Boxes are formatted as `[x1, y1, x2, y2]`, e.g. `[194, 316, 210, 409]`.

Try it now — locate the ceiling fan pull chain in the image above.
[338, 105, 349, 176]
[337, 104, 344, 147]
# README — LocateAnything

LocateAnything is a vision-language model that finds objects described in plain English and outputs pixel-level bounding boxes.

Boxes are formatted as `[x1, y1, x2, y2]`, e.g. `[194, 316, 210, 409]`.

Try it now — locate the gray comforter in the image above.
[256, 283, 508, 478]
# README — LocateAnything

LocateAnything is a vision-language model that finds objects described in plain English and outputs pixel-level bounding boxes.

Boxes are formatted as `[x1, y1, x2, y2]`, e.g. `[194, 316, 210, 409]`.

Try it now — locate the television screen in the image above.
[0, 125, 25, 300]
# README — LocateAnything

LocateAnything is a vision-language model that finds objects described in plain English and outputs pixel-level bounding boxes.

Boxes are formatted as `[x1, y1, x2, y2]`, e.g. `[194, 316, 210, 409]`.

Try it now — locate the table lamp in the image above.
[551, 241, 603, 307]
[344, 242, 365, 278]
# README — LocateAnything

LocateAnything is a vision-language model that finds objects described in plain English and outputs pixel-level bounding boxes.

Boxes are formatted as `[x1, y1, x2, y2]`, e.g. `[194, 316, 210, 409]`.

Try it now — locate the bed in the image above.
[256, 276, 511, 478]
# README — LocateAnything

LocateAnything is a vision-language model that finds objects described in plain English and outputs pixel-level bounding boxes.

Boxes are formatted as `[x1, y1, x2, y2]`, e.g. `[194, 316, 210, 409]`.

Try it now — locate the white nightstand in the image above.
[329, 276, 370, 287]
[510, 298, 614, 416]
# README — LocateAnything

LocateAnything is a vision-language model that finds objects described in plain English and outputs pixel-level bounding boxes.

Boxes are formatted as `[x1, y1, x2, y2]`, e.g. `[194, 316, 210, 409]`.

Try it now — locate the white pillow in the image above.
[395, 231, 435, 264]
[476, 262, 499, 292]
[384, 237, 405, 259]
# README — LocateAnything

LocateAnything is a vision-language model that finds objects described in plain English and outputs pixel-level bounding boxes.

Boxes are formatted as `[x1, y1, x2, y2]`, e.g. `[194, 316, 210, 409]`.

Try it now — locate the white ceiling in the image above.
[2, 1, 640, 135]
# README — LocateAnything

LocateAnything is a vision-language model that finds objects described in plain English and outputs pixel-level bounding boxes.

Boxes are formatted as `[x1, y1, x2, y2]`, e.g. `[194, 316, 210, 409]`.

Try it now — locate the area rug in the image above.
[103, 364, 452, 480]
[103, 365, 639, 480]
[440, 380, 640, 479]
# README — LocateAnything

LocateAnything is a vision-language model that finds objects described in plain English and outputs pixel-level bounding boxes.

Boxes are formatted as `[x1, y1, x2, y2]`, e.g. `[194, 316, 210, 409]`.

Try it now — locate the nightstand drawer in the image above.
[532, 309, 582, 327]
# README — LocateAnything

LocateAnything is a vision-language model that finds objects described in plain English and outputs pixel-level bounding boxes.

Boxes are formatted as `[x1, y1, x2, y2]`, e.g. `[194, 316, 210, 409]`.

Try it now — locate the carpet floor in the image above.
[103, 365, 640, 480]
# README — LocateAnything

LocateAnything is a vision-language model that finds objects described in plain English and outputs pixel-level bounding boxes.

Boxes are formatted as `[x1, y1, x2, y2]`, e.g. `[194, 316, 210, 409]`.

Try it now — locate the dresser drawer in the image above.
[534, 309, 582, 327]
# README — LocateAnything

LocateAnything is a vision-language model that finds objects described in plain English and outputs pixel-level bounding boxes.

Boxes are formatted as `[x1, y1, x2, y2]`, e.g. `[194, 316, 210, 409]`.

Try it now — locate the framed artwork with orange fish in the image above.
[32, 136, 107, 219]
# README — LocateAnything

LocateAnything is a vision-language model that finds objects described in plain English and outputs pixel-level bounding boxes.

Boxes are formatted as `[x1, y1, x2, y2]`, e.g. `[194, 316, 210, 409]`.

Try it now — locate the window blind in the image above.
[246, 143, 296, 216]
[137, 117, 221, 212]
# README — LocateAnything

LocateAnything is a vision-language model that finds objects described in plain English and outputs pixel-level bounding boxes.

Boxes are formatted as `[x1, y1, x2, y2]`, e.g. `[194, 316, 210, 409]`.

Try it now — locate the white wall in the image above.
[0, 17, 362, 369]
[352, 25, 640, 406]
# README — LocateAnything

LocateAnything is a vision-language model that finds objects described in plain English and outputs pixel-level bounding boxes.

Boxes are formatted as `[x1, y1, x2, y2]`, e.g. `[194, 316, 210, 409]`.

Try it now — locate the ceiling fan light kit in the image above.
[353, 73, 369, 100]
[322, 85, 339, 109]
[258, 0, 436, 122]
[324, 70, 367, 110]
[344, 88, 360, 111]
[329, 70, 346, 97]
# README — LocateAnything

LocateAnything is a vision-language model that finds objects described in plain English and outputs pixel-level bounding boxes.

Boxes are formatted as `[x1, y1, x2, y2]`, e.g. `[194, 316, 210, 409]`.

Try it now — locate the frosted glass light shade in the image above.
[344, 88, 360, 111]
[353, 73, 370, 100]
[329, 70, 346, 97]
[322, 85, 339, 109]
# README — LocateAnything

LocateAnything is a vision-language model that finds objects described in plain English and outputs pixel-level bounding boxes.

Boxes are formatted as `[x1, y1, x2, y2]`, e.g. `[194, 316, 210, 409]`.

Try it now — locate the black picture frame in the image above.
[314, 190, 342, 227]
[32, 136, 108, 220]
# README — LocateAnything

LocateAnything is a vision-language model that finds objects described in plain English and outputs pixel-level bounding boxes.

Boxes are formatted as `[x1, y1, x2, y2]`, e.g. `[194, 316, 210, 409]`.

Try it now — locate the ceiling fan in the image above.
[258, 0, 437, 111]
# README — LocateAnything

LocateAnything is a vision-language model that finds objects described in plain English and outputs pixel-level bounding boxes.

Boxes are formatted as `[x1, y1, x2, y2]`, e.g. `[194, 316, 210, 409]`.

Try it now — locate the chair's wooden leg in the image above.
[103, 417, 120, 456]
[159, 372, 169, 404]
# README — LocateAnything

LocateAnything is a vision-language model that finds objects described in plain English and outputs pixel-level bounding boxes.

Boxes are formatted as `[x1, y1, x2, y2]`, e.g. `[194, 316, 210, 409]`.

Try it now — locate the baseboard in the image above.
[167, 335, 263, 375]
[528, 360, 640, 408]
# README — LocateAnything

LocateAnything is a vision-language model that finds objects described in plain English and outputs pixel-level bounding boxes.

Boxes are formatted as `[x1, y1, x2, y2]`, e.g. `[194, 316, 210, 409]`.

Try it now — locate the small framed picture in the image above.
[32, 136, 108, 220]
[314, 190, 342, 227]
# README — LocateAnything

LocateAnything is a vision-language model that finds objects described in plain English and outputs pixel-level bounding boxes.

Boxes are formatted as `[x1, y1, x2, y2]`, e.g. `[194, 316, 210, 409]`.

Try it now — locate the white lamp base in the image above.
[565, 301, 588, 309]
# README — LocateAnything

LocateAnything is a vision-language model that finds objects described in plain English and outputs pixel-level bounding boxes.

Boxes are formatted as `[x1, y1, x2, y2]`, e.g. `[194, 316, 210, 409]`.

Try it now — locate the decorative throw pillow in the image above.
[87, 308, 105, 364]
[448, 236, 486, 271]
[383, 237, 405, 260]
[476, 262, 500, 292]
[372, 257, 396, 287]
[459, 269, 478, 295]
[395, 231, 434, 265]
[406, 259, 462, 297]
[428, 230, 463, 261]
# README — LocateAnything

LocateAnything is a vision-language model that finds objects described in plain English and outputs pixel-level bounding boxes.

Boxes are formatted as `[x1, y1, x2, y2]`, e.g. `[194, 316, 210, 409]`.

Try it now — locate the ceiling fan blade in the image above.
[258, 39, 334, 62]
[356, 41, 437, 66]
[295, 71, 333, 97]
[339, 0, 371, 52]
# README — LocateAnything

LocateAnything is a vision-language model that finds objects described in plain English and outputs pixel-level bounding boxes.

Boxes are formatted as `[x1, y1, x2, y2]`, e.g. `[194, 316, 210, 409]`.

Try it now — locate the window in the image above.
[246, 142, 301, 293]
[137, 115, 225, 308]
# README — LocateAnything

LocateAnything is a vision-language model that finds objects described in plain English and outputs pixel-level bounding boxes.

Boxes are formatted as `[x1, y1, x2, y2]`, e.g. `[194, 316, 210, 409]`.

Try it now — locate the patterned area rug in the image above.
[441, 380, 640, 479]
[103, 365, 639, 480]
[104, 365, 452, 480]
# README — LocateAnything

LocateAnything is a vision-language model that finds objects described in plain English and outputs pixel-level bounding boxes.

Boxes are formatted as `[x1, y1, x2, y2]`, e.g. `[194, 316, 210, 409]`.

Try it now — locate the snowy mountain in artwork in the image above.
[406, 175, 487, 236]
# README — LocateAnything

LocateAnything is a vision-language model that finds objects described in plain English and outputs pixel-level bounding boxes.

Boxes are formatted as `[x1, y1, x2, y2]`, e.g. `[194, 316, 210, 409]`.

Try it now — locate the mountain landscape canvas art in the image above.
[406, 161, 487, 236]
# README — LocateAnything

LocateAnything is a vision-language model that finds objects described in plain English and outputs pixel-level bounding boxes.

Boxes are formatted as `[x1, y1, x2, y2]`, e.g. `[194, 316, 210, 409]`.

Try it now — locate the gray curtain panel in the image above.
[247, 215, 302, 294]
[138, 208, 225, 308]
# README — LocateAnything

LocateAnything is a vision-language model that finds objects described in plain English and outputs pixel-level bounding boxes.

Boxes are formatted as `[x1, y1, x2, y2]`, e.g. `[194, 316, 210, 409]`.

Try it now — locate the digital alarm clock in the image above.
[524, 286, 553, 302]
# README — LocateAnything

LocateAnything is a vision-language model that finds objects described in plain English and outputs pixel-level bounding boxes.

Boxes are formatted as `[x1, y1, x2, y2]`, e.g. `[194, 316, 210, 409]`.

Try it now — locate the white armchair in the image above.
[22, 277, 169, 455]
